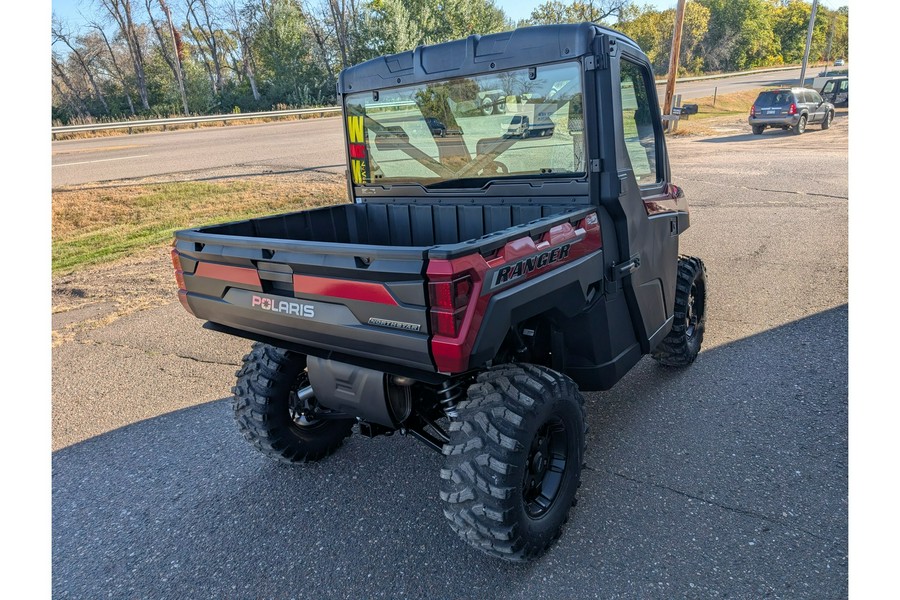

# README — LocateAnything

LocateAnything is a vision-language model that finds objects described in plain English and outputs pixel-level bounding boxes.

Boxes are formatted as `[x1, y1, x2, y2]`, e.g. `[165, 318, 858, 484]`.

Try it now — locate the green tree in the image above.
[246, 0, 334, 105]
[696, 0, 779, 71]
[618, 2, 709, 75]
[526, 0, 628, 25]
[365, 0, 509, 55]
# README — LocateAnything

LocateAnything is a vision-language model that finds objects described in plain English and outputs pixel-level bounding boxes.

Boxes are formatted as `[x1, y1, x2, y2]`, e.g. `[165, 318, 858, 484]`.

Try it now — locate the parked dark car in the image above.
[424, 117, 447, 137]
[748, 87, 834, 135]
[820, 76, 848, 108]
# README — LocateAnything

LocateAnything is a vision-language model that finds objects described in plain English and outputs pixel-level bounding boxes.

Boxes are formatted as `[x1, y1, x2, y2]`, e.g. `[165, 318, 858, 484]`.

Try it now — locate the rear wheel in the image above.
[792, 115, 807, 135]
[652, 256, 707, 367]
[440, 364, 586, 562]
[232, 343, 354, 464]
[822, 110, 833, 129]
[752, 125, 764, 135]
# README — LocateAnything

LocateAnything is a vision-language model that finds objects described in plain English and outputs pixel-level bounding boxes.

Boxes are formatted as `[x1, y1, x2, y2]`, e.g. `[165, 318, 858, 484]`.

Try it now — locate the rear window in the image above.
[755, 91, 793, 107]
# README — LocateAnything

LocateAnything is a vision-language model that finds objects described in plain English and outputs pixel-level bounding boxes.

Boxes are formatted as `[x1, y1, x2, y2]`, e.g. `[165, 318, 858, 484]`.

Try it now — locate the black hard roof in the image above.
[337, 22, 643, 95]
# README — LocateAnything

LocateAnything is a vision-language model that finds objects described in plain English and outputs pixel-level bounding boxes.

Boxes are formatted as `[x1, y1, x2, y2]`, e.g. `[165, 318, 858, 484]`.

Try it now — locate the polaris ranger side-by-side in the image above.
[171, 22, 707, 562]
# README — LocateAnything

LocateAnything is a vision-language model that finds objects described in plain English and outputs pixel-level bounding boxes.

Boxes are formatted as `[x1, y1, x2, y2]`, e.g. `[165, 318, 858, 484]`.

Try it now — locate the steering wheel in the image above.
[477, 160, 509, 176]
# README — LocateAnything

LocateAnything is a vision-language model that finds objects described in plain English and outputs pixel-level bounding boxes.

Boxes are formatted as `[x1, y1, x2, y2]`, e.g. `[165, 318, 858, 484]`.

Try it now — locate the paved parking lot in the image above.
[52, 113, 848, 598]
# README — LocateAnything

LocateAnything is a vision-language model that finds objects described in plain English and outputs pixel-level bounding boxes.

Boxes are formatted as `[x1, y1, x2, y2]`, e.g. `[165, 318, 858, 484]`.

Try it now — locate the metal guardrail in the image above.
[51, 64, 826, 138]
[653, 64, 818, 85]
[51, 106, 342, 137]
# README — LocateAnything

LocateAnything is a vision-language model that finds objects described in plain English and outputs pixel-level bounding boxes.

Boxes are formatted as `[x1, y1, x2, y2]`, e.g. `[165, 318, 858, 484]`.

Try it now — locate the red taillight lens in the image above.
[171, 247, 186, 290]
[349, 143, 366, 159]
[431, 309, 466, 338]
[750, 105, 756, 116]
[429, 275, 472, 310]
[788, 103, 797, 115]
[429, 274, 472, 337]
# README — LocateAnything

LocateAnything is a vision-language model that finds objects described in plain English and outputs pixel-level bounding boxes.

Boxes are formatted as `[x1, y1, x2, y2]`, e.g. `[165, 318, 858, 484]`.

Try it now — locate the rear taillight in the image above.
[428, 274, 472, 337]
[788, 103, 797, 115]
[171, 246, 194, 315]
[750, 105, 756, 117]
[171, 246, 186, 290]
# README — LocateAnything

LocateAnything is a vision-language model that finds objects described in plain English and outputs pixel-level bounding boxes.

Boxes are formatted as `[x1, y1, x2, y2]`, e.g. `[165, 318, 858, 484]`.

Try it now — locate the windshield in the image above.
[344, 62, 585, 188]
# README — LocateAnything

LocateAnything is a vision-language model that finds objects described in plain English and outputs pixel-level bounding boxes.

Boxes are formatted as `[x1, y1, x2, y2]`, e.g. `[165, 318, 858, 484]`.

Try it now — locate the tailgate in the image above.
[173, 232, 433, 372]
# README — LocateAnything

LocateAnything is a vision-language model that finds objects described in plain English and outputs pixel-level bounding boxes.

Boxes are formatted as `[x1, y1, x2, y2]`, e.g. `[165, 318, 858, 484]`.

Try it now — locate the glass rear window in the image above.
[344, 62, 585, 188]
[755, 91, 794, 107]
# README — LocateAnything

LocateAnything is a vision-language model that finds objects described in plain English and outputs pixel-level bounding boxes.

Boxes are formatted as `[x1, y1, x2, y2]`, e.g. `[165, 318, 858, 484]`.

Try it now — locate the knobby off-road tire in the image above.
[232, 343, 354, 464]
[440, 364, 587, 562]
[652, 256, 708, 367]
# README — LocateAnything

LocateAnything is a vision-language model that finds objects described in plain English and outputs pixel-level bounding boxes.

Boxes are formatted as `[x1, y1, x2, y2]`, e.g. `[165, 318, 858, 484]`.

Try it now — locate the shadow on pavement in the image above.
[53, 306, 848, 599]
[699, 127, 831, 144]
[700, 108, 848, 144]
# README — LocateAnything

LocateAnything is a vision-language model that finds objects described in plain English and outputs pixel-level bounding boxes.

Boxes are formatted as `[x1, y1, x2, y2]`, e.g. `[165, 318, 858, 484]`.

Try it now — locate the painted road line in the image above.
[53, 154, 150, 168]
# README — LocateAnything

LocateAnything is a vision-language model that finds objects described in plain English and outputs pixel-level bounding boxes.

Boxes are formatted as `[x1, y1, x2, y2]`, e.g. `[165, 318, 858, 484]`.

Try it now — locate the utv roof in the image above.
[338, 22, 643, 95]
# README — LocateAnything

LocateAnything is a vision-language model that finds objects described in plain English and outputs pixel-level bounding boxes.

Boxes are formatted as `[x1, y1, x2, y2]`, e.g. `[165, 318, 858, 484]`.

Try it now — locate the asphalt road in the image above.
[51, 67, 823, 188]
[52, 115, 848, 597]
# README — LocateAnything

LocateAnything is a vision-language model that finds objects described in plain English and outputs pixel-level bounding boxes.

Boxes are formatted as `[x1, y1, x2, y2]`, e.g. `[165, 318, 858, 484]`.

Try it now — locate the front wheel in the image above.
[652, 256, 707, 367]
[440, 364, 586, 562]
[232, 343, 354, 464]
[822, 110, 833, 129]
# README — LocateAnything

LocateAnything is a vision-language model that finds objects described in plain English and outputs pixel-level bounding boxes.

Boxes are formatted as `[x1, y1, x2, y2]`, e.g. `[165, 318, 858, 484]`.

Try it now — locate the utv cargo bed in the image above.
[173, 202, 599, 375]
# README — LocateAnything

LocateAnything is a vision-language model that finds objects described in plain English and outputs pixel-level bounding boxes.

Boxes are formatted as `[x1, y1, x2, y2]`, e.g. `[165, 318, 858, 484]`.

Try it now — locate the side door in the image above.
[799, 90, 817, 122]
[821, 80, 836, 104]
[605, 52, 681, 351]
[836, 79, 849, 106]
[809, 90, 826, 121]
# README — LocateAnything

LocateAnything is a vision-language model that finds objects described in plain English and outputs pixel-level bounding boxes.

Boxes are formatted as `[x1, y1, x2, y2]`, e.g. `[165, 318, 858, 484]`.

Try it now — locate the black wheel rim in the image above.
[522, 416, 569, 518]
[685, 278, 705, 340]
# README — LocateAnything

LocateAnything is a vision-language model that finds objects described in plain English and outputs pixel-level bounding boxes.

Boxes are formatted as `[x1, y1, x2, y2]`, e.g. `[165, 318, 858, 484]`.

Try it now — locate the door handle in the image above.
[610, 255, 641, 281]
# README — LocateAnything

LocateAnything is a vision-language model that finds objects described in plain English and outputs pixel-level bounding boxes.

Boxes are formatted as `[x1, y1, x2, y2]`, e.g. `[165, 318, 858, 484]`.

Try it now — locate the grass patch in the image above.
[679, 88, 766, 120]
[52, 177, 344, 274]
[666, 87, 774, 136]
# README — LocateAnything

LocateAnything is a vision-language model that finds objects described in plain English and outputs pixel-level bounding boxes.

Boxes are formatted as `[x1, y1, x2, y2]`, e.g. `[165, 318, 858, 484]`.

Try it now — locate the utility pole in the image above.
[824, 13, 836, 66]
[662, 0, 687, 130]
[799, 0, 819, 87]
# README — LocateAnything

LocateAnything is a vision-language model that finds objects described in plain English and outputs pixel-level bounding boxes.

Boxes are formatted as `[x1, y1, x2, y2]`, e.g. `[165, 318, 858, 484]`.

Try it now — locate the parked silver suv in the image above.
[748, 88, 835, 135]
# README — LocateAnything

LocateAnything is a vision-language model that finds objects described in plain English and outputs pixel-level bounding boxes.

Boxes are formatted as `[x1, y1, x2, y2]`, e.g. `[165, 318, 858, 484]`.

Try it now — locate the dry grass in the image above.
[52, 175, 345, 274]
[667, 87, 769, 136]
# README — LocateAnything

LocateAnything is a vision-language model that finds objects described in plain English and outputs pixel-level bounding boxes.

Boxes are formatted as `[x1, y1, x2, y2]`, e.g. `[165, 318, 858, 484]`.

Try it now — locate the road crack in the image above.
[688, 178, 848, 200]
[594, 468, 846, 551]
[70, 338, 240, 368]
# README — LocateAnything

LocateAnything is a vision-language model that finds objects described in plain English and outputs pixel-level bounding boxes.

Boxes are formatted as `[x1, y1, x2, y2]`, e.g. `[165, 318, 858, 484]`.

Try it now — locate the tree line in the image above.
[51, 0, 849, 124]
